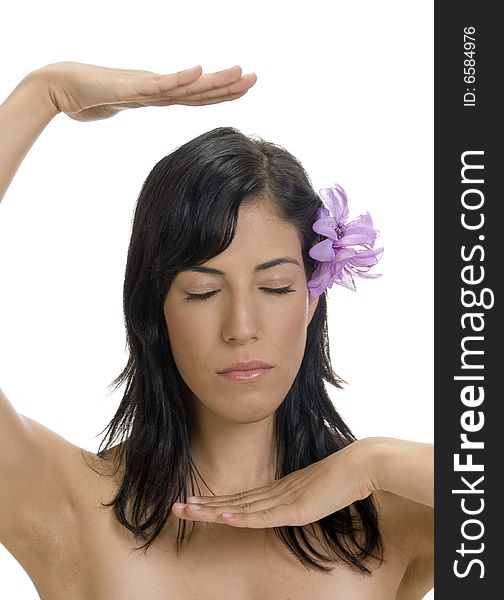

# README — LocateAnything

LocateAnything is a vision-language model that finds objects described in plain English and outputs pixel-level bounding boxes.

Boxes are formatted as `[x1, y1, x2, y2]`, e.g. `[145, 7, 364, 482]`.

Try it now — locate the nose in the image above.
[221, 291, 260, 344]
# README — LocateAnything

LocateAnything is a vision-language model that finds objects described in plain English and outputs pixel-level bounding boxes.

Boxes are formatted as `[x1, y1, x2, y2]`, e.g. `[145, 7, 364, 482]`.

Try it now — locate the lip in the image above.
[217, 360, 273, 383]
[217, 360, 273, 374]
[217, 367, 273, 382]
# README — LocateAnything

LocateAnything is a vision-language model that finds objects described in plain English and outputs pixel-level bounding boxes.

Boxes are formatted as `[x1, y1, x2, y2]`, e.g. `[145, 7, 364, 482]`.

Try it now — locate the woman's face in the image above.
[163, 198, 319, 424]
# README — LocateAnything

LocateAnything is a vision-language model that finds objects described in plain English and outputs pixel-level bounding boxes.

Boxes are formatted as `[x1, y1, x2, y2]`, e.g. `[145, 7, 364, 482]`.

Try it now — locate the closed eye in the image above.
[184, 286, 296, 302]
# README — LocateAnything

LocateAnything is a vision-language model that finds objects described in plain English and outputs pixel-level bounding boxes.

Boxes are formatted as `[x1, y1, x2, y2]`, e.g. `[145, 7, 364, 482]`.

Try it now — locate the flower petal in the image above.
[346, 246, 384, 267]
[329, 246, 359, 262]
[307, 261, 333, 296]
[307, 183, 384, 294]
[309, 238, 336, 262]
[339, 212, 379, 247]
[312, 215, 339, 239]
[319, 184, 349, 223]
[350, 270, 382, 279]
[332, 267, 356, 291]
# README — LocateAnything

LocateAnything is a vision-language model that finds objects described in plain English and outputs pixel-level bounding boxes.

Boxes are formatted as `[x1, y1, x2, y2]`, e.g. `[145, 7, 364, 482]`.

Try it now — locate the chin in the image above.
[212, 400, 281, 425]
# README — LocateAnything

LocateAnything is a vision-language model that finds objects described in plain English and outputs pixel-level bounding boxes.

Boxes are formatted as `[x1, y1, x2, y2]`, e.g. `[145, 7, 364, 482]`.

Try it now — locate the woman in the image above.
[0, 61, 433, 599]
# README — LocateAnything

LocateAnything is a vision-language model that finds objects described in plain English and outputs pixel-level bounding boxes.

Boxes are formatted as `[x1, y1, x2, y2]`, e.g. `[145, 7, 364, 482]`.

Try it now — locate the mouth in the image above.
[217, 367, 273, 383]
[216, 360, 273, 382]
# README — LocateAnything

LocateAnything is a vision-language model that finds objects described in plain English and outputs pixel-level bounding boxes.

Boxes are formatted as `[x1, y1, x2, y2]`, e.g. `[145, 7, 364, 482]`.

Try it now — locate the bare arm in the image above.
[0, 59, 256, 554]
[171, 436, 434, 524]
[362, 436, 434, 507]
[171, 435, 434, 596]
[0, 61, 256, 203]
[0, 69, 58, 202]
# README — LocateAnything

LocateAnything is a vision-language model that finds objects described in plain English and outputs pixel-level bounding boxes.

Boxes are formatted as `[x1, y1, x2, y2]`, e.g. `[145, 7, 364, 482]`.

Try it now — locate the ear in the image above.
[307, 293, 319, 327]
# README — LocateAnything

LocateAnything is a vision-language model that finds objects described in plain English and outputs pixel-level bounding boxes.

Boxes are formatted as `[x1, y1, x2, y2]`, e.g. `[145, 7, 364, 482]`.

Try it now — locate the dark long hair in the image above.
[91, 126, 384, 574]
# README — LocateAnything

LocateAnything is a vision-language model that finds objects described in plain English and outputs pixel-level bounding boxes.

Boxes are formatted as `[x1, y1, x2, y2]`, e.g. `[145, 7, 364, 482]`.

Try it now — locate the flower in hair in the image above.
[307, 183, 384, 298]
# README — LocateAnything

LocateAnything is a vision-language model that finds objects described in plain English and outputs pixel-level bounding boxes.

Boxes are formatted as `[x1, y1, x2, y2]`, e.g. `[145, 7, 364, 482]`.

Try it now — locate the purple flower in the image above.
[307, 184, 384, 298]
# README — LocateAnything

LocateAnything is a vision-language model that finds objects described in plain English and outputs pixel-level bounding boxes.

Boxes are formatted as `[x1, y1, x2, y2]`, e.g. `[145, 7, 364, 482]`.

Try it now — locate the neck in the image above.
[189, 406, 278, 497]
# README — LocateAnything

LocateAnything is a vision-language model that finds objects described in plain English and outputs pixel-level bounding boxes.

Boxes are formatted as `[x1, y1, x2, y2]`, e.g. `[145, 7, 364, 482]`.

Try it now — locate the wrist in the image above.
[351, 436, 393, 494]
[356, 436, 435, 507]
[23, 65, 62, 119]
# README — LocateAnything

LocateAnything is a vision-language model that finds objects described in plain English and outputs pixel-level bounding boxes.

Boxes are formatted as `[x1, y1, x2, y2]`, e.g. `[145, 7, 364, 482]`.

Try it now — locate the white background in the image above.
[0, 1, 433, 597]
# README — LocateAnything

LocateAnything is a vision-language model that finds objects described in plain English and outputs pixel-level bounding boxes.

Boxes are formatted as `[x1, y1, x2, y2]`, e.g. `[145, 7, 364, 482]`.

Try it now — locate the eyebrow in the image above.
[188, 257, 301, 276]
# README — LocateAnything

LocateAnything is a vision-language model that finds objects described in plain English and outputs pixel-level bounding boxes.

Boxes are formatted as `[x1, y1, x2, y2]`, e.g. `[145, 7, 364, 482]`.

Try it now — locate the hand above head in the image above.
[35, 61, 257, 122]
[0, 60, 256, 201]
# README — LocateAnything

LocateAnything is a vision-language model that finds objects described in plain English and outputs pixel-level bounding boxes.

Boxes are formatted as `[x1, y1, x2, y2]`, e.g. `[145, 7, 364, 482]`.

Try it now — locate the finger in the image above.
[131, 64, 202, 93]
[167, 65, 244, 96]
[99, 88, 250, 111]
[180, 77, 257, 104]
[141, 73, 256, 106]
[174, 64, 204, 82]
[186, 491, 290, 516]
[170, 71, 257, 100]
[104, 89, 251, 112]
[220, 503, 296, 529]
[135, 65, 245, 99]
[149, 64, 203, 88]
[187, 482, 275, 504]
[141, 88, 251, 108]
[185, 494, 275, 511]
[172, 498, 291, 528]
[171, 502, 233, 524]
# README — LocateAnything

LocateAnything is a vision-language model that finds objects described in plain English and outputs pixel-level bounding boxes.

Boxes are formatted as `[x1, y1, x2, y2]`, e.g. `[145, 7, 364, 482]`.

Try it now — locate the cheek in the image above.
[266, 300, 309, 396]
[271, 301, 308, 348]
[164, 305, 213, 372]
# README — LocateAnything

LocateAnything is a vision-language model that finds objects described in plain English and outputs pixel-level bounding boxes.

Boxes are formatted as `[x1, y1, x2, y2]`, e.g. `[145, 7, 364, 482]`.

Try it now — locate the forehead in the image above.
[229, 198, 300, 252]
[174, 198, 304, 280]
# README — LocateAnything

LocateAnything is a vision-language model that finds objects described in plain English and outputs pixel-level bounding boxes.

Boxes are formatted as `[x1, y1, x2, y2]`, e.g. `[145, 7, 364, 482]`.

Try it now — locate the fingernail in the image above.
[190, 504, 203, 510]
[222, 512, 234, 518]
[173, 503, 187, 509]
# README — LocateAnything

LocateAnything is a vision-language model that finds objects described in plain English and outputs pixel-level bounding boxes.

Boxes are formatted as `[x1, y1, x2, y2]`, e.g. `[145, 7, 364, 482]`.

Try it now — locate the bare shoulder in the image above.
[1, 414, 108, 566]
[16, 415, 122, 504]
[373, 490, 434, 599]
